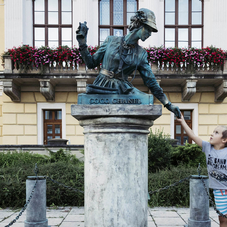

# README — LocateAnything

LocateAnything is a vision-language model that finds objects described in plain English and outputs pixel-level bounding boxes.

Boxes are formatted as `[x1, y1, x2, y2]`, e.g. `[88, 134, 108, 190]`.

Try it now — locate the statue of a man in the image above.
[76, 8, 181, 118]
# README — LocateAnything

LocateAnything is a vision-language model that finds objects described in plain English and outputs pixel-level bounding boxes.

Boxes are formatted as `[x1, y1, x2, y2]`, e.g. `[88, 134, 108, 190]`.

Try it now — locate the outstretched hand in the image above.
[165, 103, 181, 119]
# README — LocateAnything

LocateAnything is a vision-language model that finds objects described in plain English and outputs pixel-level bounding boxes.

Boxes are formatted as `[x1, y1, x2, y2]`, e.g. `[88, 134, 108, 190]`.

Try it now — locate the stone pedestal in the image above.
[71, 104, 162, 227]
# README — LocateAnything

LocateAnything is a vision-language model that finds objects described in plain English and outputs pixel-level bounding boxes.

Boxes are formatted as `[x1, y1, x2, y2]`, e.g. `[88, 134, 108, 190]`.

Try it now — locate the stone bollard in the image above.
[24, 176, 48, 227]
[186, 175, 211, 227]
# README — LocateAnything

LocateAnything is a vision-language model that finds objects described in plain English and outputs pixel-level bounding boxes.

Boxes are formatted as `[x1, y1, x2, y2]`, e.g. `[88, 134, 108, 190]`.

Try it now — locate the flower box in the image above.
[2, 45, 226, 75]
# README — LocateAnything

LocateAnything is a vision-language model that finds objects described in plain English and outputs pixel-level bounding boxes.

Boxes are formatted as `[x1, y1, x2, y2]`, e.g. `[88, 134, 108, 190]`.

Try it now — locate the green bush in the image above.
[0, 149, 81, 168]
[148, 165, 209, 207]
[0, 150, 50, 168]
[1, 162, 211, 208]
[148, 129, 206, 169]
[0, 146, 210, 208]
[148, 129, 173, 172]
[0, 161, 84, 208]
[40, 161, 84, 207]
[49, 148, 81, 164]
[0, 149, 84, 208]
[171, 143, 206, 167]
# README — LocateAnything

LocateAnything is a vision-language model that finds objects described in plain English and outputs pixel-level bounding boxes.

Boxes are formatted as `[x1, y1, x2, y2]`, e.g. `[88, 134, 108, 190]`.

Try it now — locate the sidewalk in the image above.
[0, 206, 219, 227]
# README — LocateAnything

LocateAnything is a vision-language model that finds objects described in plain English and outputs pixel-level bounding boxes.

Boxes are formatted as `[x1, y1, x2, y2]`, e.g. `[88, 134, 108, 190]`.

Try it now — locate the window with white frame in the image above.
[43, 109, 62, 144]
[170, 103, 198, 145]
[37, 103, 66, 145]
[164, 0, 203, 48]
[33, 0, 72, 48]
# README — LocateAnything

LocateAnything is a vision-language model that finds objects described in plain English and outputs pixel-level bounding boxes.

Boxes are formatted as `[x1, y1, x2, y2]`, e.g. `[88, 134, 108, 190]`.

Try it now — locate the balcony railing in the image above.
[150, 60, 226, 74]
[3, 55, 100, 74]
[2, 45, 227, 75]
[3, 55, 227, 75]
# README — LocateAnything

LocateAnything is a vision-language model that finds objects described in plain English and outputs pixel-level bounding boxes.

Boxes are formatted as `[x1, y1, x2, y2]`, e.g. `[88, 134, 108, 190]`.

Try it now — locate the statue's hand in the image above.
[165, 102, 181, 119]
[76, 22, 88, 46]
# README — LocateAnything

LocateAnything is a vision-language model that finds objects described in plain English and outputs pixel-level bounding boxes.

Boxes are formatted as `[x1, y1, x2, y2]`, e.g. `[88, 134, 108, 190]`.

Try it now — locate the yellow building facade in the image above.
[1, 91, 85, 145]
[0, 75, 227, 147]
[1, 0, 227, 152]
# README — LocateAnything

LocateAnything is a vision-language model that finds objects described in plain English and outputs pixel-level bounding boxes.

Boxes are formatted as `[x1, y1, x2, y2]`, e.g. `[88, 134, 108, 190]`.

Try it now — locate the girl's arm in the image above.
[176, 113, 203, 147]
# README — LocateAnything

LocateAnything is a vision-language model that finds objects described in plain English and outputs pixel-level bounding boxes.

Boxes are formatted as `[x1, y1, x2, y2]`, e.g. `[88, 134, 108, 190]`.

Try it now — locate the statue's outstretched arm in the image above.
[138, 53, 181, 118]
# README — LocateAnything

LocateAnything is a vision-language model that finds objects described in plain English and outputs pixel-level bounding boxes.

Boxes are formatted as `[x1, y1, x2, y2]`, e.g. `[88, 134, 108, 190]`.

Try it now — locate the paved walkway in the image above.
[0, 206, 219, 227]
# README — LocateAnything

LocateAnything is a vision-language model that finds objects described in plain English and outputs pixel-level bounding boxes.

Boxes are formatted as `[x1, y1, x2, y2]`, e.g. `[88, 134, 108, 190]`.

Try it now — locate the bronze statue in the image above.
[76, 8, 181, 118]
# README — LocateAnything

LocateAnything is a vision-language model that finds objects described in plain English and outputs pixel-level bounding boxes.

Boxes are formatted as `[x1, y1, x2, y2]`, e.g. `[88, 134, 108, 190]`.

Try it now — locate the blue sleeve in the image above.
[137, 51, 166, 101]
[79, 36, 110, 69]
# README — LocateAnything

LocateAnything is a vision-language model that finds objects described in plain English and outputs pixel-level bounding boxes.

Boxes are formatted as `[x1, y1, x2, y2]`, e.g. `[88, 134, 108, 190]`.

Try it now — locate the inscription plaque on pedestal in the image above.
[78, 93, 153, 105]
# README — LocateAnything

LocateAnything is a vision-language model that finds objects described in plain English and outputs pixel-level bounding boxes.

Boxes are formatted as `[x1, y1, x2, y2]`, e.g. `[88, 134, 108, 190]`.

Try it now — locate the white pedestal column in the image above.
[71, 104, 162, 227]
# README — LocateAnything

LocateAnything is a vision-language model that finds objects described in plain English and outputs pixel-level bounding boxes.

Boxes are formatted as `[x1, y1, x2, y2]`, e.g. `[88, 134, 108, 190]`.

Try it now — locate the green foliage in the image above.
[0, 161, 84, 208]
[0, 166, 29, 208]
[148, 129, 173, 172]
[0, 144, 209, 208]
[0, 151, 50, 168]
[148, 166, 209, 207]
[147, 131, 208, 206]
[0, 149, 81, 168]
[49, 149, 81, 164]
[171, 143, 206, 167]
[0, 150, 84, 208]
[148, 130, 206, 170]
[41, 161, 84, 207]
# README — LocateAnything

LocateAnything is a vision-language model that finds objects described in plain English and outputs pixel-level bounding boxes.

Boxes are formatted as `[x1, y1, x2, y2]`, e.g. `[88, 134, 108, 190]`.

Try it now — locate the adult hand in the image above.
[76, 22, 88, 47]
[165, 102, 181, 119]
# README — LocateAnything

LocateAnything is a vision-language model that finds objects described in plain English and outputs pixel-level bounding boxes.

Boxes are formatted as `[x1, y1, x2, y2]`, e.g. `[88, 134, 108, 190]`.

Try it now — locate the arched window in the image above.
[99, 0, 138, 45]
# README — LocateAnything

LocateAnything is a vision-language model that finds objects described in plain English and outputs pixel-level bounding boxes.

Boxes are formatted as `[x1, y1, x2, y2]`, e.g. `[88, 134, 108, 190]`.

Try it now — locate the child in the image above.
[176, 113, 227, 227]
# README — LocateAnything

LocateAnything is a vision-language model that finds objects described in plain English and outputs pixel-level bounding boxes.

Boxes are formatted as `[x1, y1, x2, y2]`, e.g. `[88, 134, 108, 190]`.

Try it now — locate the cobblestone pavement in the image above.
[0, 206, 219, 227]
